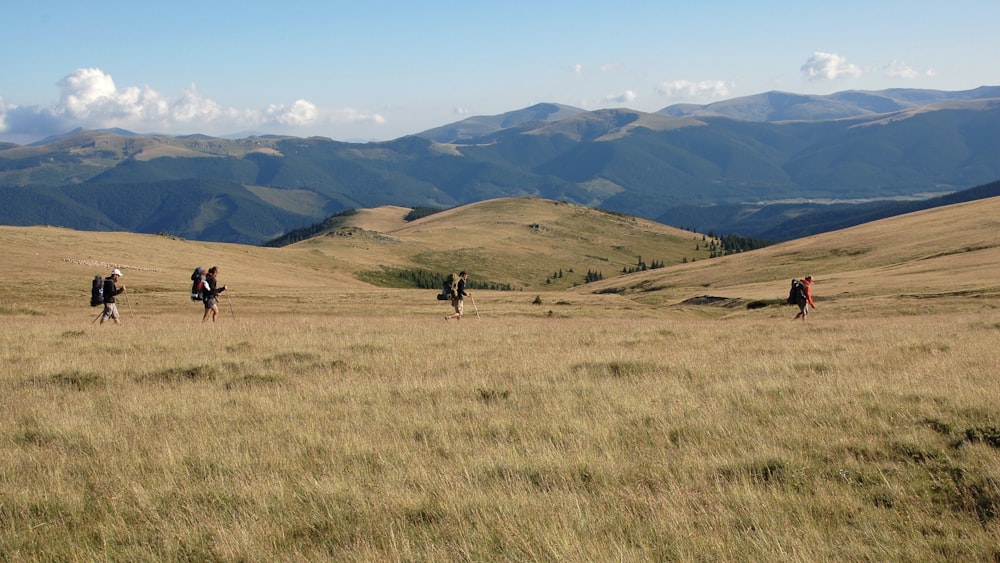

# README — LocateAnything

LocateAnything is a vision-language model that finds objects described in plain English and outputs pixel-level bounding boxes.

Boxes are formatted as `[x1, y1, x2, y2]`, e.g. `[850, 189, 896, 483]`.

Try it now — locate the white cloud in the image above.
[656, 80, 730, 100]
[602, 90, 637, 105]
[884, 60, 936, 80]
[264, 99, 318, 126]
[884, 60, 919, 79]
[571, 63, 583, 75]
[0, 67, 385, 140]
[327, 107, 385, 125]
[453, 106, 472, 116]
[800, 52, 864, 81]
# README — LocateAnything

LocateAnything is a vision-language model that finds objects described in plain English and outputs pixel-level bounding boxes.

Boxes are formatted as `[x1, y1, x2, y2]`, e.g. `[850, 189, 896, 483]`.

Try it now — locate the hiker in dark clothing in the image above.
[793, 275, 816, 321]
[445, 271, 471, 321]
[202, 266, 228, 323]
[100, 269, 126, 325]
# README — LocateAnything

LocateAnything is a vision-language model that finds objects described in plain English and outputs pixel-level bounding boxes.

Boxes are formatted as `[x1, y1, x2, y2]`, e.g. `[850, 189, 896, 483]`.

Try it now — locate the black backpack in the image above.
[437, 273, 459, 301]
[787, 279, 806, 304]
[190, 267, 206, 301]
[90, 275, 104, 307]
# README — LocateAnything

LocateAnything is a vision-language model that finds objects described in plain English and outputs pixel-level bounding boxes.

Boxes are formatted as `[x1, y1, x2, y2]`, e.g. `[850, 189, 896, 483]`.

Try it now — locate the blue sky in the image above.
[2, 0, 998, 144]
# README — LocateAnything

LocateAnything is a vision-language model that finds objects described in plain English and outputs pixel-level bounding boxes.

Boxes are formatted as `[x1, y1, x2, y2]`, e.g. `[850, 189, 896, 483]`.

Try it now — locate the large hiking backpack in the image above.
[190, 267, 206, 301]
[90, 275, 104, 307]
[787, 279, 806, 305]
[437, 273, 459, 301]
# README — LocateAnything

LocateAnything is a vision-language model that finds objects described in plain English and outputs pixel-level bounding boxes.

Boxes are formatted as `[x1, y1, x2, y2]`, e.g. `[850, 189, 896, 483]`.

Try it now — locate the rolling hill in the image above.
[582, 195, 1000, 313]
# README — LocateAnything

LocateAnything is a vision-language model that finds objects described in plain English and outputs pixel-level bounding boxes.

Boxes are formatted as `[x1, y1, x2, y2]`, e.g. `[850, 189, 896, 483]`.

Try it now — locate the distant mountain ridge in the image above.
[656, 85, 1000, 122]
[417, 103, 586, 143]
[0, 86, 998, 244]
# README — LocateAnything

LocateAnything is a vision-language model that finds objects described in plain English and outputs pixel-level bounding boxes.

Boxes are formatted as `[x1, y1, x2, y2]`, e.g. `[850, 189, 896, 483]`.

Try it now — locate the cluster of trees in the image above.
[546, 268, 574, 284]
[544, 267, 603, 285]
[403, 206, 444, 222]
[262, 209, 358, 247]
[621, 256, 665, 274]
[694, 233, 774, 258]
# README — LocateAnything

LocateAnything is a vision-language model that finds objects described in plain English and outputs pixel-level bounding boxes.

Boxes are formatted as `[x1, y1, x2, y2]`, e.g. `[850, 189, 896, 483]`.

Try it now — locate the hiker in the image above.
[445, 271, 471, 321]
[793, 275, 816, 320]
[100, 269, 126, 325]
[201, 266, 228, 323]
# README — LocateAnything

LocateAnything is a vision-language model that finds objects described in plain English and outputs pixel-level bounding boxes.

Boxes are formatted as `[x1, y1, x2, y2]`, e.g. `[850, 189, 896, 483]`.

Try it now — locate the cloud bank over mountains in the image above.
[0, 68, 384, 142]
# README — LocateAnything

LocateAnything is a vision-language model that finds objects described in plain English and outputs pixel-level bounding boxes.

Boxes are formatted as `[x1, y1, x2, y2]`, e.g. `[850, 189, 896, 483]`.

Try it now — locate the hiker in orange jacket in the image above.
[794, 275, 816, 320]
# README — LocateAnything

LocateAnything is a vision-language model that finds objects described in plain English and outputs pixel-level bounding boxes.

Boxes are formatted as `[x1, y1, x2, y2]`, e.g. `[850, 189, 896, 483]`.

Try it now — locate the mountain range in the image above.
[1, 86, 998, 244]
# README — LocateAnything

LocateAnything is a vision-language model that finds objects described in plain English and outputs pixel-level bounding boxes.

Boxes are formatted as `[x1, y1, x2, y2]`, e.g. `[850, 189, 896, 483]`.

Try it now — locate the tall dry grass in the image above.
[2, 298, 998, 561]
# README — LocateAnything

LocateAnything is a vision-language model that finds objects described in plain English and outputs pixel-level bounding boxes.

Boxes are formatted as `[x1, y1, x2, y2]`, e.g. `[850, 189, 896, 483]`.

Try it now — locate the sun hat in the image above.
[112, 268, 123, 276]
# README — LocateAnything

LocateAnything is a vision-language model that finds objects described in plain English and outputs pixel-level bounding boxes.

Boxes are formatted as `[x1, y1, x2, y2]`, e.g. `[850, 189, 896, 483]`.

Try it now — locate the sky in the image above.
[2, 0, 998, 145]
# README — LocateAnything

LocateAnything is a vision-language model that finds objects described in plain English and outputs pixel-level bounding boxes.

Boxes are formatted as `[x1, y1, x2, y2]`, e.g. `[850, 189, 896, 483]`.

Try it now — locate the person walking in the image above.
[202, 266, 228, 323]
[445, 271, 471, 321]
[100, 269, 126, 325]
[793, 275, 816, 321]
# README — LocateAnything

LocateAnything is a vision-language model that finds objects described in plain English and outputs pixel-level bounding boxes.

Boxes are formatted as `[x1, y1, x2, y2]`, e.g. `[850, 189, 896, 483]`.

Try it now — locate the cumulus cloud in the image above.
[602, 90, 637, 104]
[0, 67, 385, 141]
[656, 80, 730, 100]
[571, 63, 583, 75]
[800, 52, 864, 81]
[264, 99, 318, 126]
[883, 59, 935, 80]
[884, 60, 918, 79]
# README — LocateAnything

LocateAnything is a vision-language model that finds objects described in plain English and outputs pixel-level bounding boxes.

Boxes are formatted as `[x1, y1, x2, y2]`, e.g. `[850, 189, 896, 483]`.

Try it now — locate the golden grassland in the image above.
[289, 198, 716, 290]
[1, 197, 999, 561]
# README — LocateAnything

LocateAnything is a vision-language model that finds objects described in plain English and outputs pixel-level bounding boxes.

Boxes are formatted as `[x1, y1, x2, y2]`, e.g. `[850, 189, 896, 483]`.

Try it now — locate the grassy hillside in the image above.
[286, 198, 714, 291]
[1, 198, 999, 560]
[2, 194, 999, 316]
[583, 195, 1000, 315]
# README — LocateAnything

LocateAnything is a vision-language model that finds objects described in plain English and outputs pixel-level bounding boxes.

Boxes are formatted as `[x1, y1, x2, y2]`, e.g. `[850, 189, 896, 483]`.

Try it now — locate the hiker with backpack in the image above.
[201, 266, 228, 323]
[444, 271, 471, 321]
[99, 269, 126, 325]
[792, 275, 816, 320]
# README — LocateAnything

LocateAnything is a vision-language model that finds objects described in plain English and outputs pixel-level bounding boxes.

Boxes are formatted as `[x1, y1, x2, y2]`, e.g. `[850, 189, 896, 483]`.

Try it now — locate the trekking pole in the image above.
[92, 309, 103, 324]
[123, 288, 135, 321]
[471, 295, 481, 320]
[226, 292, 236, 320]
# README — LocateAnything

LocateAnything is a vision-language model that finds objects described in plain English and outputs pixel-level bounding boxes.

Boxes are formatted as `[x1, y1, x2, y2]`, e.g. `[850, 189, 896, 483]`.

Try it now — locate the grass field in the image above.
[1, 197, 999, 561]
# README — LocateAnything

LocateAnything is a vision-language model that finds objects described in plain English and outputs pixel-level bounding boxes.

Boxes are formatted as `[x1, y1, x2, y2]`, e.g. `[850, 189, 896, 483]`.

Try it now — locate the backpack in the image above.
[787, 279, 806, 305]
[90, 275, 104, 307]
[190, 267, 206, 301]
[437, 273, 459, 301]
